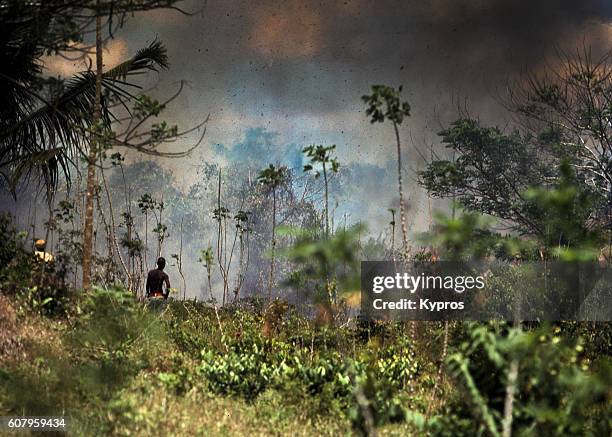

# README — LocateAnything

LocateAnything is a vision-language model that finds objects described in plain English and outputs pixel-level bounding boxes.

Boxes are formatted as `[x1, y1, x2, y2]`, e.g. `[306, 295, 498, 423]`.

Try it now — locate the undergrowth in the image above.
[0, 286, 610, 436]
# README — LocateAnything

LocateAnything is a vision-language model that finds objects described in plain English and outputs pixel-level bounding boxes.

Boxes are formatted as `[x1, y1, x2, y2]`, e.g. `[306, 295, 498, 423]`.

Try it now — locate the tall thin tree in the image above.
[302, 144, 339, 239]
[362, 85, 411, 257]
[257, 164, 287, 302]
[81, 0, 103, 290]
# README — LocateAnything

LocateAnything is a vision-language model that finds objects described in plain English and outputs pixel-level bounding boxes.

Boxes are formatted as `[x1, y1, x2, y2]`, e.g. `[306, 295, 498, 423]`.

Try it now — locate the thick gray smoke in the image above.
[113, 0, 612, 221]
[3, 0, 612, 298]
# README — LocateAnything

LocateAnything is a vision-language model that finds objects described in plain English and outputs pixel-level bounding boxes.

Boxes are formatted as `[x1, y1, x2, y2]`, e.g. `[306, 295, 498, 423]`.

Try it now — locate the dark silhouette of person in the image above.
[146, 257, 171, 299]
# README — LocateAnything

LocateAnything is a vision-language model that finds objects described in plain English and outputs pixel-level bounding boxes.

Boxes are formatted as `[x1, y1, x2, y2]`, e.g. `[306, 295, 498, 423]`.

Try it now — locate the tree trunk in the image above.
[502, 358, 519, 437]
[157, 194, 165, 258]
[502, 321, 521, 437]
[157, 203, 162, 258]
[390, 209, 396, 262]
[393, 121, 416, 338]
[100, 159, 130, 287]
[144, 212, 148, 269]
[323, 163, 333, 306]
[207, 264, 226, 351]
[323, 163, 329, 238]
[393, 121, 409, 257]
[82, 3, 103, 290]
[268, 188, 276, 302]
[179, 218, 186, 300]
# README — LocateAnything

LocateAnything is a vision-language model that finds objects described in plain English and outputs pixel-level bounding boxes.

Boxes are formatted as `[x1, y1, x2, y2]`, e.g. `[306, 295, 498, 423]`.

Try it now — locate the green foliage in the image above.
[362, 85, 411, 125]
[196, 319, 419, 423]
[0, 286, 169, 433]
[138, 193, 157, 213]
[419, 118, 552, 236]
[199, 246, 214, 269]
[151, 121, 179, 143]
[1, 25, 171, 192]
[54, 199, 76, 223]
[134, 95, 166, 119]
[524, 161, 601, 258]
[257, 164, 288, 190]
[1, 280, 609, 436]
[234, 210, 251, 232]
[279, 224, 363, 303]
[423, 211, 496, 260]
[302, 143, 340, 238]
[419, 210, 540, 262]
[152, 222, 169, 244]
[121, 231, 144, 257]
[513, 49, 612, 211]
[109, 151, 125, 166]
[422, 161, 604, 262]
[198, 337, 285, 400]
[302, 144, 340, 177]
[0, 213, 71, 315]
[161, 300, 423, 429]
[212, 206, 230, 221]
[420, 112, 609, 246]
[432, 323, 612, 436]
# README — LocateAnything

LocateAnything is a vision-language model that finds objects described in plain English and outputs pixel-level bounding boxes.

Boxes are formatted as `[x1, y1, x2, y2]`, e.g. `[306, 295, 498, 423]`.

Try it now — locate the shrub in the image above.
[195, 317, 420, 429]
[0, 213, 71, 316]
[431, 323, 612, 436]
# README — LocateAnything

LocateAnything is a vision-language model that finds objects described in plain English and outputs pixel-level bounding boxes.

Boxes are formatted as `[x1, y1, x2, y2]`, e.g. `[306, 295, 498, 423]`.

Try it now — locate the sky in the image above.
[42, 0, 612, 233]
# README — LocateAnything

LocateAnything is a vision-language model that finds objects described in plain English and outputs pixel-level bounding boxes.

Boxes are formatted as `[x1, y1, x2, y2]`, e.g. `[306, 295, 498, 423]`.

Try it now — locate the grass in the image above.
[2, 287, 610, 436]
[0, 289, 434, 436]
[106, 378, 352, 436]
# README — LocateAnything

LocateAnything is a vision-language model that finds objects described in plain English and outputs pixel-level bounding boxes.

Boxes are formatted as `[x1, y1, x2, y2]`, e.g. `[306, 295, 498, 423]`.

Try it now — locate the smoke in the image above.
[114, 0, 612, 204]
[122, 0, 612, 114]
[3, 0, 612, 297]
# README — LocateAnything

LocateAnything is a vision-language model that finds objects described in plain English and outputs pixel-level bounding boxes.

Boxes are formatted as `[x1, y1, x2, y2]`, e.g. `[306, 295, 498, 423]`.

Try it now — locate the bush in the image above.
[0, 213, 71, 316]
[0, 286, 169, 434]
[431, 323, 612, 436]
[194, 315, 420, 429]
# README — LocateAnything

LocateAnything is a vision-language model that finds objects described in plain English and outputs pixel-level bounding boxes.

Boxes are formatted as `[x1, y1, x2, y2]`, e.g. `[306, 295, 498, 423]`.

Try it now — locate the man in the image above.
[146, 257, 171, 300]
[34, 239, 54, 263]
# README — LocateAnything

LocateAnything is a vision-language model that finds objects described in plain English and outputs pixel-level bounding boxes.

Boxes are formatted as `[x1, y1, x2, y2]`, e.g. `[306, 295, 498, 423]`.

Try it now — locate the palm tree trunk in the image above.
[323, 163, 333, 305]
[268, 188, 276, 302]
[82, 3, 103, 290]
[323, 163, 329, 238]
[393, 121, 409, 257]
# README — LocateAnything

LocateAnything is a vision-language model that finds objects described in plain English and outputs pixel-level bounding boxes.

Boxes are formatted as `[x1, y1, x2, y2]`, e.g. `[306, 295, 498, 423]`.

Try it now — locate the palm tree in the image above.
[0, 1, 175, 192]
[362, 85, 411, 257]
[302, 144, 339, 239]
[257, 164, 288, 301]
[1, 2, 204, 290]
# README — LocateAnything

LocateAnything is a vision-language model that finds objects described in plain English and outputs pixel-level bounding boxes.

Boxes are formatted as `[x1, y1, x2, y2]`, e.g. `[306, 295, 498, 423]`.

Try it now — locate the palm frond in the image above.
[0, 40, 169, 193]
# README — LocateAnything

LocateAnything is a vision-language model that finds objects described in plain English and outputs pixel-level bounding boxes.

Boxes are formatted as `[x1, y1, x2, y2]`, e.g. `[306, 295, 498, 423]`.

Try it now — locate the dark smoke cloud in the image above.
[125, 0, 612, 108]
[110, 0, 612, 231]
[115, 0, 612, 152]
[14, 0, 609, 235]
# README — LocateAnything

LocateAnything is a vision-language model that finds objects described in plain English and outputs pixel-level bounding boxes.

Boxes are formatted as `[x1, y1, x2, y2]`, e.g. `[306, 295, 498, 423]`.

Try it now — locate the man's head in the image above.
[157, 257, 166, 270]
